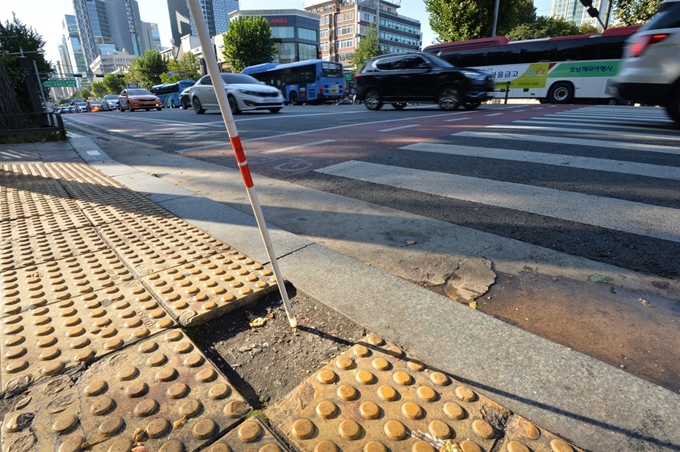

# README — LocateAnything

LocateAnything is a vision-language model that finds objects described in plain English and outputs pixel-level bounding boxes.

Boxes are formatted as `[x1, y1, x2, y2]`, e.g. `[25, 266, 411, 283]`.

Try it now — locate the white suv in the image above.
[612, 0, 680, 124]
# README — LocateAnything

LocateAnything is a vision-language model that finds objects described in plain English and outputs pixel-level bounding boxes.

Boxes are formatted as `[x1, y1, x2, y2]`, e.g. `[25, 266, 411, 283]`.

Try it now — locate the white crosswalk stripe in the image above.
[314, 105, 680, 250]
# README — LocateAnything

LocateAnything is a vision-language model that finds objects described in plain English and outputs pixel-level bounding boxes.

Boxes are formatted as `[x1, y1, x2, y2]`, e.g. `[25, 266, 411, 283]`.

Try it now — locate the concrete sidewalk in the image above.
[1, 138, 679, 452]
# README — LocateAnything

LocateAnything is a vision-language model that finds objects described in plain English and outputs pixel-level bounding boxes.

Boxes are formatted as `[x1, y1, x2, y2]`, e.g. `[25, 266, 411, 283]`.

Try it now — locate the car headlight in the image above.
[462, 70, 486, 80]
[238, 89, 259, 96]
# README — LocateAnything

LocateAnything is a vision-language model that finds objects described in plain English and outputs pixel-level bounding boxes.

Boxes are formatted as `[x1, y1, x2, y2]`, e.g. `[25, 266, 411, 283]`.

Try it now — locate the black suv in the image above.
[354, 52, 494, 111]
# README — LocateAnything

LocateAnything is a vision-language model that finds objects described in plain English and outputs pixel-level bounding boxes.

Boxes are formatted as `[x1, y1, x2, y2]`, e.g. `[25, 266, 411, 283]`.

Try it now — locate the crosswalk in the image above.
[313, 105, 680, 279]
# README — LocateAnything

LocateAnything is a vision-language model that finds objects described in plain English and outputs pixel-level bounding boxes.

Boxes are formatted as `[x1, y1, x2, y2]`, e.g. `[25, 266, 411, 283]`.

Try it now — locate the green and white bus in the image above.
[423, 26, 640, 104]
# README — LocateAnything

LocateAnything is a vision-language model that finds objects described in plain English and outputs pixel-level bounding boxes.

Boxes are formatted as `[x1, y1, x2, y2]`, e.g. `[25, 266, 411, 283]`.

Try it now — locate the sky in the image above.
[1, 0, 553, 65]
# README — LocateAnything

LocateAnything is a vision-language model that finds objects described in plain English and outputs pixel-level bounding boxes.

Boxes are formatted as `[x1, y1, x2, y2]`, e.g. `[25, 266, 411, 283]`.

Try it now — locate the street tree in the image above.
[0, 13, 54, 114]
[222, 17, 275, 73]
[425, 0, 536, 43]
[162, 52, 201, 83]
[351, 23, 385, 73]
[611, 0, 661, 25]
[579, 23, 601, 34]
[91, 81, 107, 98]
[0, 59, 27, 130]
[102, 73, 126, 94]
[129, 49, 167, 89]
[506, 16, 580, 40]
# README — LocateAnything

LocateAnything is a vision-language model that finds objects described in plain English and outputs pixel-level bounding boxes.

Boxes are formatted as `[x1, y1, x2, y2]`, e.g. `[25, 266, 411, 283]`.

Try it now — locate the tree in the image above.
[91, 81, 107, 98]
[0, 59, 28, 130]
[506, 16, 580, 40]
[579, 23, 601, 34]
[351, 23, 386, 73]
[0, 14, 54, 114]
[425, 0, 536, 43]
[162, 52, 201, 83]
[222, 17, 275, 73]
[103, 73, 126, 94]
[129, 50, 167, 89]
[611, 0, 660, 25]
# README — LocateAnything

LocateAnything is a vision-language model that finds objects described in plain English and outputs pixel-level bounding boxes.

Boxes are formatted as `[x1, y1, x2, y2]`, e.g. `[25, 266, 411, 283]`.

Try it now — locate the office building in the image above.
[550, 0, 609, 28]
[167, 0, 239, 46]
[227, 10, 320, 64]
[141, 22, 163, 52]
[60, 15, 88, 76]
[89, 53, 136, 75]
[305, 0, 421, 68]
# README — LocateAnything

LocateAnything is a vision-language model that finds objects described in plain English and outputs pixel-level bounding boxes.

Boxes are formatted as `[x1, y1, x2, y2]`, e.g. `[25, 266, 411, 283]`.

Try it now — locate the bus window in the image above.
[557, 40, 598, 61]
[456, 49, 488, 68]
[518, 41, 557, 64]
[596, 37, 629, 59]
[486, 46, 520, 65]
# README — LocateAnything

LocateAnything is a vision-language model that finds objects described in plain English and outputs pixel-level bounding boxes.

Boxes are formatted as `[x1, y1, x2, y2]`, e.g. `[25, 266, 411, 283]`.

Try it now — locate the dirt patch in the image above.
[186, 283, 368, 409]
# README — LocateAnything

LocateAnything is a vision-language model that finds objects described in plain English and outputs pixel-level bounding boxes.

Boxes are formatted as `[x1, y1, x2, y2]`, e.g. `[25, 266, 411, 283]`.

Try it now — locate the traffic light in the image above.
[579, 0, 600, 18]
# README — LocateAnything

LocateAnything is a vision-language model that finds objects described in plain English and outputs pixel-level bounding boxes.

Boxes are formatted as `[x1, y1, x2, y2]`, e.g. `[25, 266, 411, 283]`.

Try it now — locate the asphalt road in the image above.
[63, 102, 680, 393]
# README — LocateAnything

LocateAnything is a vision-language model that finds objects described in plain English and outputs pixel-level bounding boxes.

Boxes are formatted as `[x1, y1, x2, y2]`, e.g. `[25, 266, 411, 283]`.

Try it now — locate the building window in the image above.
[279, 42, 296, 63]
[272, 27, 295, 39]
[299, 28, 317, 41]
[338, 38, 354, 49]
[337, 25, 354, 36]
[320, 42, 329, 51]
[344, 12, 354, 21]
[299, 43, 317, 60]
[362, 13, 375, 23]
[325, 15, 331, 24]
[339, 52, 353, 62]
[320, 29, 328, 39]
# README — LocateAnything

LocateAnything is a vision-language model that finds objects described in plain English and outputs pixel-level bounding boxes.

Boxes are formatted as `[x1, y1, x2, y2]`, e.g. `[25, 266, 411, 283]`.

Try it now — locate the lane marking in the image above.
[454, 131, 680, 156]
[402, 142, 680, 181]
[315, 160, 680, 243]
[444, 117, 471, 122]
[486, 113, 504, 117]
[514, 109, 527, 112]
[378, 124, 420, 132]
[510, 119, 680, 135]
[486, 124, 680, 141]
[263, 139, 336, 154]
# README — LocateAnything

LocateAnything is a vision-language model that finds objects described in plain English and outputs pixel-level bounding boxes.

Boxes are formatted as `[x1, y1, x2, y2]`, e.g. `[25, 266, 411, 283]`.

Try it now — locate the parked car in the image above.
[179, 87, 192, 110]
[188, 73, 285, 115]
[353, 52, 494, 111]
[87, 99, 103, 112]
[611, 0, 680, 124]
[102, 94, 119, 111]
[70, 99, 88, 112]
[118, 89, 163, 112]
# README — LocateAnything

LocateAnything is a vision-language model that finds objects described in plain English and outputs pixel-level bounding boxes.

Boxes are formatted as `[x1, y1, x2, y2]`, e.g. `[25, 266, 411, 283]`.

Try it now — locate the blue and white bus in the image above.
[150, 80, 195, 108]
[242, 60, 345, 105]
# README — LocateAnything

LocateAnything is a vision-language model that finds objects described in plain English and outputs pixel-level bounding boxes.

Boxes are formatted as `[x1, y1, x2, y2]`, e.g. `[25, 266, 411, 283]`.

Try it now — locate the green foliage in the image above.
[74, 88, 92, 100]
[90, 81, 108, 98]
[425, 0, 536, 43]
[579, 23, 601, 34]
[161, 52, 201, 83]
[0, 13, 54, 114]
[222, 17, 275, 73]
[129, 50, 168, 89]
[352, 24, 386, 73]
[0, 131, 62, 144]
[102, 73, 126, 94]
[506, 16, 581, 40]
[611, 0, 661, 26]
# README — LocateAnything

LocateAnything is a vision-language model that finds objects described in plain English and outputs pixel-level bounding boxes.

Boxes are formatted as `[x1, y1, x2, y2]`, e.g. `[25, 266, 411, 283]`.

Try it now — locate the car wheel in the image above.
[269, 108, 281, 113]
[289, 92, 298, 105]
[130, 106, 135, 112]
[463, 102, 481, 110]
[438, 87, 461, 111]
[391, 103, 407, 110]
[666, 88, 680, 124]
[193, 98, 205, 114]
[228, 94, 241, 115]
[364, 89, 383, 110]
[548, 82, 574, 104]
[181, 99, 189, 110]
[156, 107, 162, 111]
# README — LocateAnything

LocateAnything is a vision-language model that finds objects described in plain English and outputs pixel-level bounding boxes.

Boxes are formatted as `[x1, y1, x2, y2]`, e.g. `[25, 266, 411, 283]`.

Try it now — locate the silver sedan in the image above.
[189, 73, 284, 115]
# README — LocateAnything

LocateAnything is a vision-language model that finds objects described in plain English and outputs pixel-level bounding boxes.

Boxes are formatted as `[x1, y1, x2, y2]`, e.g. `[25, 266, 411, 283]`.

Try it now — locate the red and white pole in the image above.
[187, 0, 297, 327]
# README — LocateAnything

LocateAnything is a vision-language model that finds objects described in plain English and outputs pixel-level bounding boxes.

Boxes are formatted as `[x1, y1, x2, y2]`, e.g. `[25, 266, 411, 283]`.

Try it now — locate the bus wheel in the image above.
[391, 103, 407, 110]
[364, 89, 383, 110]
[228, 95, 241, 115]
[463, 102, 481, 110]
[548, 82, 574, 104]
[171, 100, 177, 108]
[289, 92, 298, 105]
[438, 87, 460, 111]
[193, 98, 205, 114]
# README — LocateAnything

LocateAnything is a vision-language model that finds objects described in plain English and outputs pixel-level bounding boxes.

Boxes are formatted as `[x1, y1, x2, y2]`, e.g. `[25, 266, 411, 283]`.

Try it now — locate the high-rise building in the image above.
[60, 15, 88, 76]
[104, 0, 144, 56]
[550, 0, 609, 29]
[305, 0, 421, 68]
[166, 0, 239, 46]
[141, 22, 163, 52]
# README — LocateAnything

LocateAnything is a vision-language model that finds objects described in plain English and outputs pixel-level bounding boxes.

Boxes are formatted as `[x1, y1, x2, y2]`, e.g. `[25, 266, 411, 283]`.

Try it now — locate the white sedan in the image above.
[189, 73, 284, 115]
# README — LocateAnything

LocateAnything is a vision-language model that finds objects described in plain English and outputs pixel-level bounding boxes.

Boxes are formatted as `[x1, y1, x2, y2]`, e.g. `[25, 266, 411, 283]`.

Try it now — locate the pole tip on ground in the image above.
[287, 315, 298, 329]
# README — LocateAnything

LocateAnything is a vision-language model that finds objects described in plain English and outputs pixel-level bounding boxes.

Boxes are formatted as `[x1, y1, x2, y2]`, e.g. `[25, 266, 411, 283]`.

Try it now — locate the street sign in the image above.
[168, 71, 175, 76]
[43, 79, 77, 88]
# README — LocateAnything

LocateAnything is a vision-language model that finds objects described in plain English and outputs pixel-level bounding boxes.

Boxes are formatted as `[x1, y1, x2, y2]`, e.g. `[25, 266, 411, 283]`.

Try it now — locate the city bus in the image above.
[423, 26, 640, 104]
[242, 60, 345, 105]
[150, 79, 195, 108]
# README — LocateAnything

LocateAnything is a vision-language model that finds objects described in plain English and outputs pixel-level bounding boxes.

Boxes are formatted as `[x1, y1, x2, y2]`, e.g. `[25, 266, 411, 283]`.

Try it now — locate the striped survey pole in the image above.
[187, 0, 297, 328]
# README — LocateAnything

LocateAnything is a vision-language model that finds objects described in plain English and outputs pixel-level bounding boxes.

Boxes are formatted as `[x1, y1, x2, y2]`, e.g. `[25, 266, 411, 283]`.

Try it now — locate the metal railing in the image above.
[0, 111, 67, 141]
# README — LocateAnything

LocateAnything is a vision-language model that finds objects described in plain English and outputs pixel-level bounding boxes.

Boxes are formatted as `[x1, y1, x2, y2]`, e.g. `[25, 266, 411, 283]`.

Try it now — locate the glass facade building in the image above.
[167, 0, 238, 45]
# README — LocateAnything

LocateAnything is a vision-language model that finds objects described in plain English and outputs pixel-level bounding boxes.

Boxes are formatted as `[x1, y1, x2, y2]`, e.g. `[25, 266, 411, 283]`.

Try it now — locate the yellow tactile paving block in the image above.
[1, 330, 251, 452]
[0, 163, 56, 183]
[207, 417, 290, 451]
[500, 416, 583, 452]
[268, 334, 505, 452]
[78, 200, 175, 227]
[0, 210, 91, 242]
[0, 280, 176, 396]
[1, 249, 133, 314]
[45, 162, 123, 188]
[98, 218, 234, 276]
[0, 187, 77, 222]
[143, 253, 278, 326]
[0, 227, 108, 272]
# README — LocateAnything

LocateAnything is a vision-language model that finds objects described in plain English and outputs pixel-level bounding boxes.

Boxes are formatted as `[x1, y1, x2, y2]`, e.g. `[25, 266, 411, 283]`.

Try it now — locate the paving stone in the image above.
[0, 210, 91, 242]
[501, 416, 583, 452]
[206, 417, 289, 451]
